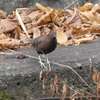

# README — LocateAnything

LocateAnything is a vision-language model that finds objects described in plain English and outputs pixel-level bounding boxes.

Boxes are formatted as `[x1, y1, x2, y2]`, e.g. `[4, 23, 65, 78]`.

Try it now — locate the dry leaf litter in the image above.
[0, 3, 100, 50]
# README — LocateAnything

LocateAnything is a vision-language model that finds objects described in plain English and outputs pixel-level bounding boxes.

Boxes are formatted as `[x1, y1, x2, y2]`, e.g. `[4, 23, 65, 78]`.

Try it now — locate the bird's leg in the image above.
[45, 55, 51, 69]
[38, 55, 47, 69]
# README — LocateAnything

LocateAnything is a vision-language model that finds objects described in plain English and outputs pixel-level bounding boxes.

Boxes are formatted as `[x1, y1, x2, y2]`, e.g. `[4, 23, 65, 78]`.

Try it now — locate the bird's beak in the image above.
[26, 38, 30, 41]
[26, 38, 32, 41]
[26, 38, 33, 43]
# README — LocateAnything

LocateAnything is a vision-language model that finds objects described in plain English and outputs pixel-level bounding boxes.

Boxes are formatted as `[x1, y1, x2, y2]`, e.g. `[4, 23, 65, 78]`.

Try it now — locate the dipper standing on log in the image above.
[27, 31, 57, 69]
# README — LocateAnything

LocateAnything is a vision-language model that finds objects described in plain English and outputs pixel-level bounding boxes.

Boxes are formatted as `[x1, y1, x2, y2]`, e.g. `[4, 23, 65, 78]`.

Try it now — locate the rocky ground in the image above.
[0, 38, 100, 100]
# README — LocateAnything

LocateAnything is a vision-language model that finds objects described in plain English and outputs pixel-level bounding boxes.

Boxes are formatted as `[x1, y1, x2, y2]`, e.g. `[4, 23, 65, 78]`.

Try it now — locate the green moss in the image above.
[84, 0, 90, 2]
[85, 88, 91, 92]
[22, 92, 28, 98]
[0, 91, 16, 100]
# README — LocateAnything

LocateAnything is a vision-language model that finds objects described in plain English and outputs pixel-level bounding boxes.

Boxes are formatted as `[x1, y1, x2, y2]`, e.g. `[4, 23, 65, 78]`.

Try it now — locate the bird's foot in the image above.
[39, 60, 47, 69]
[38, 55, 47, 69]
[46, 57, 51, 71]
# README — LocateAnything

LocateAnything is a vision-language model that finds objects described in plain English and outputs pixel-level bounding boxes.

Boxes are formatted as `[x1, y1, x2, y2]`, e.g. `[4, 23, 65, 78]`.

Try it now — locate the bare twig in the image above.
[16, 8, 30, 38]
[66, 82, 95, 96]
[53, 0, 78, 22]
[0, 50, 95, 93]
[51, 61, 95, 93]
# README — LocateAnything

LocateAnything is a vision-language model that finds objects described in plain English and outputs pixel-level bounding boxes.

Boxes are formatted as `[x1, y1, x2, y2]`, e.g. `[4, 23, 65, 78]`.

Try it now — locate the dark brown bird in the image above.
[27, 31, 57, 69]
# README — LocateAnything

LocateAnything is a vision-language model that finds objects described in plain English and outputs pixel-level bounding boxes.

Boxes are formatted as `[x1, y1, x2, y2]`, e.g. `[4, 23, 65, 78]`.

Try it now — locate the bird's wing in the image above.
[37, 36, 47, 45]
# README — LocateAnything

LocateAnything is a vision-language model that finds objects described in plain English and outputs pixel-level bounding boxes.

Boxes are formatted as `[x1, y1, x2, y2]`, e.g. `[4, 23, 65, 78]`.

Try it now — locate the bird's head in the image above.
[48, 31, 56, 38]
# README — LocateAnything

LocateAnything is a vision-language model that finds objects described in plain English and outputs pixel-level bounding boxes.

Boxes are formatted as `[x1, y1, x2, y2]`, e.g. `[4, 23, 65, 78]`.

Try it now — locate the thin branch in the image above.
[53, 0, 78, 22]
[65, 81, 96, 96]
[16, 8, 30, 38]
[50, 61, 95, 93]
[2, 52, 95, 93]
